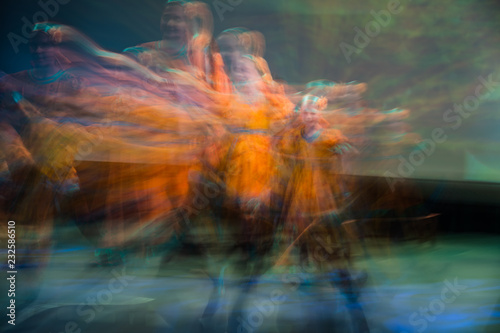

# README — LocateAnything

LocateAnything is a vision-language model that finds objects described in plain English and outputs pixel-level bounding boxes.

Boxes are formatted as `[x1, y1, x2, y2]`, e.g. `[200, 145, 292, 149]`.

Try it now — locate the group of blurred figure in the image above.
[0, 1, 424, 332]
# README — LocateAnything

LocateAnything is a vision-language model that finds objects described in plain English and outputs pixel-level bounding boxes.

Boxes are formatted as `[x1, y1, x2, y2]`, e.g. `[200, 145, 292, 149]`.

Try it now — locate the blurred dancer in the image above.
[0, 24, 94, 304]
[1, 22, 219, 266]
[0, 24, 90, 268]
[182, 30, 293, 332]
[1, 26, 85, 106]
[274, 94, 370, 332]
[95, 2, 229, 266]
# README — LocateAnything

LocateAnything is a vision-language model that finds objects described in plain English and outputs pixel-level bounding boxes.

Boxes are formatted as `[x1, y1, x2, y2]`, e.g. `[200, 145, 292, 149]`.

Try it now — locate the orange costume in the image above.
[278, 126, 347, 228]
[67, 90, 211, 250]
[275, 122, 351, 268]
[208, 88, 293, 211]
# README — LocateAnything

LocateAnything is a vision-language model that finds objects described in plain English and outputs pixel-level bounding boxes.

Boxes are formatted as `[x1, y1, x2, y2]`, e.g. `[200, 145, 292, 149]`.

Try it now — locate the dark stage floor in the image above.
[2, 223, 500, 333]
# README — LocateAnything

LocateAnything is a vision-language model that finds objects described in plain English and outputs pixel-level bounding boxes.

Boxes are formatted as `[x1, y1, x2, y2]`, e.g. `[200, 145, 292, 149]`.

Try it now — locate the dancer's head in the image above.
[297, 94, 328, 128]
[161, 1, 189, 43]
[161, 1, 213, 47]
[29, 24, 61, 69]
[216, 28, 265, 74]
